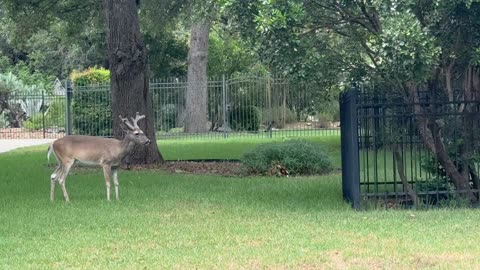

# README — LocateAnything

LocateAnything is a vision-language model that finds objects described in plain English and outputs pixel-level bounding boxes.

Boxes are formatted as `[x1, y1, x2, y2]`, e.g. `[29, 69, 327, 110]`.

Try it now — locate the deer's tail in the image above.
[47, 143, 55, 164]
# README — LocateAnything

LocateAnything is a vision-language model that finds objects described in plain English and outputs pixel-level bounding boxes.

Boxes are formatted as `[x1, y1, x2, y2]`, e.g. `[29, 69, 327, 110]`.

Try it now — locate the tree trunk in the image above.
[103, 0, 163, 164]
[393, 145, 418, 205]
[405, 82, 476, 202]
[184, 20, 210, 133]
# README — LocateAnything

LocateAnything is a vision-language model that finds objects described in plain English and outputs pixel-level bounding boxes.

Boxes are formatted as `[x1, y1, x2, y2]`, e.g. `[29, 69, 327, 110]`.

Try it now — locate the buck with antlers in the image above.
[47, 112, 151, 202]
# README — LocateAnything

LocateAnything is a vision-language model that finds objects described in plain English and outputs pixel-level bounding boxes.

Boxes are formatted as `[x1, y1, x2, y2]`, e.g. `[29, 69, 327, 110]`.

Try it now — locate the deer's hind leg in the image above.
[50, 164, 62, 201]
[59, 159, 75, 202]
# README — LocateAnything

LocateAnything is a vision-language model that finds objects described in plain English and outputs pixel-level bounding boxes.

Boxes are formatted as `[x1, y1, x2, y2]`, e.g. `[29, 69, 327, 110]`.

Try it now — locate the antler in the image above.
[119, 115, 135, 130]
[131, 112, 146, 128]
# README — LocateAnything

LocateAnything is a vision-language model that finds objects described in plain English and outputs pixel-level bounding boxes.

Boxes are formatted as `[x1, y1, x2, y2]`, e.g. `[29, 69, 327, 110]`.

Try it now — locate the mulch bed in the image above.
[128, 160, 244, 176]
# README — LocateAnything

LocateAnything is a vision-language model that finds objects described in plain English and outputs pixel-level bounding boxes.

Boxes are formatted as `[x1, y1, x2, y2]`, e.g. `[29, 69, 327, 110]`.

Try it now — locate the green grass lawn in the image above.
[160, 135, 342, 167]
[1, 138, 480, 269]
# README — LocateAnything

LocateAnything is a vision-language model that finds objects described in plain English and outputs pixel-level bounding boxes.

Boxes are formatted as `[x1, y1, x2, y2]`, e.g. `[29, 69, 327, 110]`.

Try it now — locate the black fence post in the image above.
[65, 80, 73, 135]
[222, 74, 228, 139]
[340, 89, 361, 209]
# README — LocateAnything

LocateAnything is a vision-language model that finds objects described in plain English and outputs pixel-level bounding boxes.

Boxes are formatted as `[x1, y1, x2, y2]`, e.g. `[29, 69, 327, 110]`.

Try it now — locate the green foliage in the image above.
[143, 29, 189, 77]
[0, 72, 47, 127]
[155, 104, 177, 132]
[262, 106, 296, 128]
[71, 67, 110, 85]
[316, 112, 333, 128]
[0, 72, 45, 95]
[208, 28, 260, 76]
[229, 105, 261, 131]
[1, 0, 104, 80]
[374, 11, 441, 82]
[71, 67, 111, 136]
[241, 139, 334, 175]
[0, 79, 10, 95]
[0, 61, 53, 90]
[24, 99, 65, 130]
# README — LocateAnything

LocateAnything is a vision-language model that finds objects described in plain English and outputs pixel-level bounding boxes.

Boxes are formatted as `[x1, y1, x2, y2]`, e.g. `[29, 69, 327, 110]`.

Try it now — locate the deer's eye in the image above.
[135, 133, 139, 136]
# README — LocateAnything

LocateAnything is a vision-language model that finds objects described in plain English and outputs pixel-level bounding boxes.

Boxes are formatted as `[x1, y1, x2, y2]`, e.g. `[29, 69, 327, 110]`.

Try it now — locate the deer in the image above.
[47, 112, 151, 202]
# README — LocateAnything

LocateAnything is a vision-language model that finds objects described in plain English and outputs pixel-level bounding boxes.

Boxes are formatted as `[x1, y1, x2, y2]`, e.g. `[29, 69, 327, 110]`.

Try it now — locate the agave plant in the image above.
[0, 72, 47, 127]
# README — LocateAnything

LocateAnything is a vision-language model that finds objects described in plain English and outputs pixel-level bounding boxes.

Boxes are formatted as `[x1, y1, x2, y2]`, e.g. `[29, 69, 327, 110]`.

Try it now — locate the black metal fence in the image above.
[0, 75, 340, 139]
[0, 92, 65, 139]
[341, 86, 480, 209]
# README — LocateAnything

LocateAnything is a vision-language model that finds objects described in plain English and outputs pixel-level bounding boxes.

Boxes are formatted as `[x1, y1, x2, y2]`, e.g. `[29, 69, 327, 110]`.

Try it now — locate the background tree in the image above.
[226, 0, 480, 201]
[184, 18, 211, 133]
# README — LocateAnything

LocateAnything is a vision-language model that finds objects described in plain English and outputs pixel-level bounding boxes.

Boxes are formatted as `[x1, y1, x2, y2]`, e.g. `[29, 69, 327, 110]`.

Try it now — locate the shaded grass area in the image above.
[2, 141, 480, 268]
[160, 135, 341, 168]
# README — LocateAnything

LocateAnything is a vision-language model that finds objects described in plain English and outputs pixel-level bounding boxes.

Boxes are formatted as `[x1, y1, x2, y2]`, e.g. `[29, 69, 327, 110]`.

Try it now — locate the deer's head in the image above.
[119, 112, 151, 145]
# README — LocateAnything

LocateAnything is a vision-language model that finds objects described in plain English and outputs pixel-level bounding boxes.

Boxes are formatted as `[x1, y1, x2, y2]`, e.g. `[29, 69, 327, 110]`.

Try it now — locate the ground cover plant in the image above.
[2, 137, 480, 269]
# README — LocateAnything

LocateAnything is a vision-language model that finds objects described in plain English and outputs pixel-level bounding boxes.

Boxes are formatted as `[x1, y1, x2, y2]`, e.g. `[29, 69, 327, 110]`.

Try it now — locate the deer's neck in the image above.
[119, 137, 136, 160]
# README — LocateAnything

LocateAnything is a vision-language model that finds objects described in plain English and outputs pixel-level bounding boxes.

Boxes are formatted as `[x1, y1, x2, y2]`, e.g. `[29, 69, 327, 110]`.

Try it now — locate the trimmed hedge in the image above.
[71, 67, 112, 136]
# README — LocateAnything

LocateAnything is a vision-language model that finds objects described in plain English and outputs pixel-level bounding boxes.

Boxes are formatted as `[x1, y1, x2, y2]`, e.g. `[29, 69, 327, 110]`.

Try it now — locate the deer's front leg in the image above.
[102, 165, 112, 201]
[112, 168, 119, 200]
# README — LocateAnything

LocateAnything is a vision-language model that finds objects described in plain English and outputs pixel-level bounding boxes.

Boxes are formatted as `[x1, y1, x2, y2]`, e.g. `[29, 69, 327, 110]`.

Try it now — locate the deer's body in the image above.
[48, 113, 151, 202]
[49, 136, 134, 167]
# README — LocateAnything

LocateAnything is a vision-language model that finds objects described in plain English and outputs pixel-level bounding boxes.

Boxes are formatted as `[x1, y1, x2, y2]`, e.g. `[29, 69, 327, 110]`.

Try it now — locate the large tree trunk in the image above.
[103, 0, 163, 164]
[184, 20, 210, 133]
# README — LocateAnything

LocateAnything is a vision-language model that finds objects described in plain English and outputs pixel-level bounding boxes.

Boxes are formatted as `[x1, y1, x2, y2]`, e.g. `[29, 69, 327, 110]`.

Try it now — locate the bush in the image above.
[71, 67, 112, 136]
[241, 139, 334, 175]
[229, 105, 261, 131]
[71, 67, 110, 85]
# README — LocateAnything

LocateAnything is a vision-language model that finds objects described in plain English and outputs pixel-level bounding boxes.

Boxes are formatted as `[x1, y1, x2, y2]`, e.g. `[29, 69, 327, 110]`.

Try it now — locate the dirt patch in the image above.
[128, 161, 244, 176]
[0, 128, 64, 139]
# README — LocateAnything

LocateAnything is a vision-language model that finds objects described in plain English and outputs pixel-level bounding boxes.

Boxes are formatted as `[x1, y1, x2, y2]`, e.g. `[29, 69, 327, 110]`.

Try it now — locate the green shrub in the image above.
[241, 139, 334, 175]
[71, 67, 110, 85]
[229, 105, 260, 131]
[71, 67, 112, 136]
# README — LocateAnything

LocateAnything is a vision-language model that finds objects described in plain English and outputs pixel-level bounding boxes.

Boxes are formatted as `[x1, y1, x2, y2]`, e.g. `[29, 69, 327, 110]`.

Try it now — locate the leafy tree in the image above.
[227, 0, 480, 202]
[207, 27, 259, 76]
[1, 0, 164, 163]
